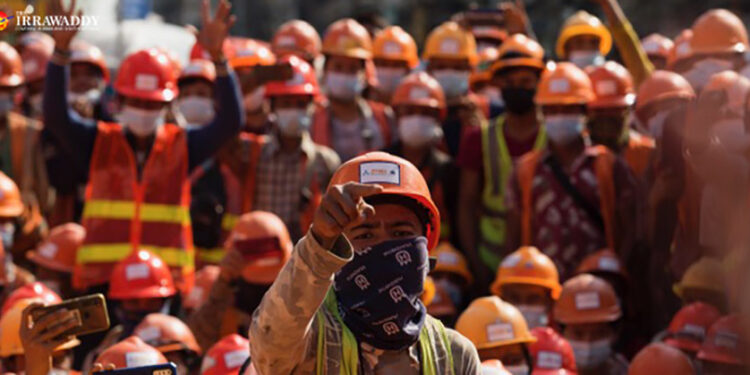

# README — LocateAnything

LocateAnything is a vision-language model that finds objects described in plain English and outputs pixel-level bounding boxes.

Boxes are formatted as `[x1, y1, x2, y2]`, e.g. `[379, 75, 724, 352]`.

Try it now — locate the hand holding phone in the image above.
[20, 302, 82, 375]
[29, 294, 110, 338]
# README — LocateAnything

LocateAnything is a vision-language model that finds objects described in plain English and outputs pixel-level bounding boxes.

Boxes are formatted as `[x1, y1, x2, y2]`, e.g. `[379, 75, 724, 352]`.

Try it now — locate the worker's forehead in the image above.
[359, 203, 421, 226]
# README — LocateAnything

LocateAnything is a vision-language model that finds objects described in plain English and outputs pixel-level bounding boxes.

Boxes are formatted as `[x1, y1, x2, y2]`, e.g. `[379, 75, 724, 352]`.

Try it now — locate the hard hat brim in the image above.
[0, 203, 24, 218]
[491, 58, 545, 75]
[554, 307, 622, 325]
[323, 49, 373, 61]
[115, 85, 176, 103]
[0, 75, 24, 87]
[588, 94, 636, 109]
[26, 250, 74, 274]
[491, 277, 562, 300]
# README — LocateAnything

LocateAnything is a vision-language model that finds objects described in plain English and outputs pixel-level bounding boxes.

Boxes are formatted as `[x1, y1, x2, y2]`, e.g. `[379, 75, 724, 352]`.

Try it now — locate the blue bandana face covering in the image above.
[334, 237, 430, 351]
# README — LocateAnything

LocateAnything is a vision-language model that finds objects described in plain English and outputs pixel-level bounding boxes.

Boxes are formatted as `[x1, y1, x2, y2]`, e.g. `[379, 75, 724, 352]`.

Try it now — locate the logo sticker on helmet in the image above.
[486, 322, 515, 342]
[39, 243, 59, 259]
[575, 291, 601, 310]
[125, 351, 160, 368]
[440, 38, 460, 54]
[223, 350, 249, 369]
[595, 80, 617, 96]
[135, 74, 159, 91]
[537, 351, 563, 369]
[359, 161, 401, 185]
[549, 78, 571, 94]
[383, 41, 404, 55]
[136, 326, 162, 342]
[126, 264, 151, 281]
[597, 257, 620, 272]
[438, 251, 459, 265]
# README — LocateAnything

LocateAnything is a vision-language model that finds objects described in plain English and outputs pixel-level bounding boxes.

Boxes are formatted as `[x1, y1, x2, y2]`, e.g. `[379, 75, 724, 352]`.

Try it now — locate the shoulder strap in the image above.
[544, 153, 606, 232]
[517, 150, 542, 245]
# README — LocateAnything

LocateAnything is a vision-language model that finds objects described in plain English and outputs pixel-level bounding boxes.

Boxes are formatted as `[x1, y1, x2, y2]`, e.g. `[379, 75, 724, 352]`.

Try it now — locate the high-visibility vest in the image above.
[479, 116, 546, 271]
[75, 122, 194, 292]
[311, 99, 392, 151]
[517, 145, 616, 250]
[315, 290, 455, 375]
[622, 130, 655, 180]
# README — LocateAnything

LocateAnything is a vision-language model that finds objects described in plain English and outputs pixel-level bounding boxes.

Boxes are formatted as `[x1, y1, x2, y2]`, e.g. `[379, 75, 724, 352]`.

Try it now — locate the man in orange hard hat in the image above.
[44, 0, 242, 294]
[369, 26, 419, 104]
[228, 37, 275, 134]
[697, 315, 747, 375]
[641, 34, 673, 70]
[177, 59, 217, 129]
[628, 343, 695, 375]
[504, 62, 639, 281]
[271, 20, 322, 66]
[134, 314, 202, 375]
[250, 152, 481, 374]
[25, 223, 85, 299]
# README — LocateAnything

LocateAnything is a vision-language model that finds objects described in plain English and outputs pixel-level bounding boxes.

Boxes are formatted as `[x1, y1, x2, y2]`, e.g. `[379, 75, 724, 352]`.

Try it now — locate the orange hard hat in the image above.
[183, 265, 220, 311]
[1, 282, 61, 315]
[535, 62, 594, 106]
[272, 19, 322, 61]
[0, 42, 24, 87]
[26, 223, 85, 273]
[200, 334, 250, 375]
[20, 41, 52, 83]
[530, 327, 577, 375]
[641, 33, 674, 60]
[94, 336, 168, 369]
[690, 9, 749, 56]
[556, 11, 612, 58]
[664, 302, 722, 353]
[423, 21, 478, 65]
[190, 39, 236, 61]
[431, 242, 473, 285]
[491, 33, 545, 74]
[668, 29, 694, 69]
[470, 46, 500, 87]
[373, 26, 419, 69]
[702, 70, 750, 118]
[0, 171, 23, 218]
[635, 70, 695, 113]
[264, 55, 320, 97]
[328, 152, 441, 250]
[391, 72, 447, 119]
[575, 248, 628, 280]
[697, 314, 745, 365]
[225, 211, 293, 285]
[554, 274, 622, 325]
[115, 49, 179, 102]
[586, 61, 635, 109]
[229, 38, 275, 69]
[134, 313, 202, 355]
[108, 250, 177, 300]
[455, 296, 537, 349]
[481, 359, 512, 375]
[179, 59, 217, 84]
[322, 18, 373, 60]
[629, 343, 696, 375]
[70, 40, 110, 82]
[491, 246, 562, 299]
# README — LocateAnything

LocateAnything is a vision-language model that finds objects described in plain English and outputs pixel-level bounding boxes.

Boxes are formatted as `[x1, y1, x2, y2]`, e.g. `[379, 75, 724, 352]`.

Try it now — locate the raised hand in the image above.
[20, 303, 81, 375]
[196, 0, 236, 61]
[47, 0, 81, 51]
[311, 183, 383, 248]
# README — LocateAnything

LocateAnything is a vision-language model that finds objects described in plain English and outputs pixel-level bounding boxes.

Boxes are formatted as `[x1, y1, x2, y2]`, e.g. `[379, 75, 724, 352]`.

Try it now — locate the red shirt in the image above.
[456, 124, 540, 174]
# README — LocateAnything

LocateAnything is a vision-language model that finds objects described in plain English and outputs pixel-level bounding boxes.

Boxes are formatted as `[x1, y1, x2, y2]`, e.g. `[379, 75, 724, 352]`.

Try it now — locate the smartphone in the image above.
[253, 63, 294, 85]
[233, 237, 283, 262]
[29, 293, 110, 337]
[97, 362, 177, 375]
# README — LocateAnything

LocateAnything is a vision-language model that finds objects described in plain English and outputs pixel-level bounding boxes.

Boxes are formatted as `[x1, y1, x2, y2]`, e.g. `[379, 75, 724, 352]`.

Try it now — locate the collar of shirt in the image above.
[264, 131, 317, 162]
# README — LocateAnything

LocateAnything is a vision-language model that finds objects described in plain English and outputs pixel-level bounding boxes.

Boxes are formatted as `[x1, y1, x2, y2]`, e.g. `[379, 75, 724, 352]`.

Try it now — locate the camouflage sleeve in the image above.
[249, 232, 353, 375]
[445, 328, 481, 375]
[187, 276, 235, 351]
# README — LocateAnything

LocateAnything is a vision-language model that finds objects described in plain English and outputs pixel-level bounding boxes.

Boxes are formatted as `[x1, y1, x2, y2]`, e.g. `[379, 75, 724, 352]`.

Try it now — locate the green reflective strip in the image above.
[479, 244, 503, 272]
[420, 325, 437, 375]
[434, 318, 455, 375]
[82, 201, 136, 220]
[140, 204, 190, 225]
[78, 243, 194, 266]
[222, 213, 239, 231]
[197, 247, 225, 263]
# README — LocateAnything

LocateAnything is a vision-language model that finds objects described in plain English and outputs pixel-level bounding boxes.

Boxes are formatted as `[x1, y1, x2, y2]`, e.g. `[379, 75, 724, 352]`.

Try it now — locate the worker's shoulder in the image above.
[442, 326, 481, 372]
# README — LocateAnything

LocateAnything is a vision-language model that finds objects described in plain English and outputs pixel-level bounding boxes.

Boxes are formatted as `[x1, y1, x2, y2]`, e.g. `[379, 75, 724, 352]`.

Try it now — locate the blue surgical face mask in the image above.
[324, 71, 365, 100]
[432, 69, 470, 99]
[545, 114, 586, 144]
[334, 237, 429, 350]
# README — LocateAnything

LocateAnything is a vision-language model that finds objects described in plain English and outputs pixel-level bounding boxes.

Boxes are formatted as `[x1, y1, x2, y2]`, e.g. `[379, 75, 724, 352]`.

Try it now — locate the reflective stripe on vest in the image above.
[197, 247, 226, 264]
[479, 117, 546, 270]
[83, 200, 190, 224]
[315, 290, 455, 375]
[78, 243, 194, 265]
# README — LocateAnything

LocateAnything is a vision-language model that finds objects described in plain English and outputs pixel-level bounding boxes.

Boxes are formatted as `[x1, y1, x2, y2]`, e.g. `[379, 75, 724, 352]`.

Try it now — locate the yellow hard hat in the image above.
[556, 11, 613, 59]
[491, 246, 562, 299]
[322, 18, 373, 60]
[674, 257, 726, 297]
[423, 21, 478, 66]
[0, 298, 80, 357]
[455, 296, 537, 350]
[432, 242, 473, 285]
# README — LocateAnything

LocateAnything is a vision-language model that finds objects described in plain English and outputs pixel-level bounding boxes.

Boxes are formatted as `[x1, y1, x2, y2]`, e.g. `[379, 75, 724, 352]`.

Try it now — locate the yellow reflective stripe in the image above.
[78, 243, 194, 266]
[82, 201, 135, 220]
[82, 200, 189, 225]
[197, 247, 225, 263]
[222, 213, 239, 231]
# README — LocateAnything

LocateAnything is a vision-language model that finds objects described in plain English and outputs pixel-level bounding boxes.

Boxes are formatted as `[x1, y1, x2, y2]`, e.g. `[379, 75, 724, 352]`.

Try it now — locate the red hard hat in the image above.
[664, 302, 722, 353]
[586, 61, 635, 109]
[108, 250, 177, 300]
[629, 343, 695, 375]
[26, 223, 85, 274]
[1, 282, 62, 315]
[94, 336, 168, 369]
[134, 313, 202, 355]
[697, 314, 745, 365]
[21, 41, 52, 83]
[229, 38, 275, 69]
[265, 55, 320, 97]
[200, 334, 250, 375]
[530, 327, 578, 375]
[115, 49, 179, 102]
[70, 40, 110, 82]
[183, 265, 220, 311]
[391, 72, 447, 120]
[179, 59, 217, 83]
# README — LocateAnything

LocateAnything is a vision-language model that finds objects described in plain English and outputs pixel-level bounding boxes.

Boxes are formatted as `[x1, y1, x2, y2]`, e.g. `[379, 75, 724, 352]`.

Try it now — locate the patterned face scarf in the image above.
[334, 237, 430, 351]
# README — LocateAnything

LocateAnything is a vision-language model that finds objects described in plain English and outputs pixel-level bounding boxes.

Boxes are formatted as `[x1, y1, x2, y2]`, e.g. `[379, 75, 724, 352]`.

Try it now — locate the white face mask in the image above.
[325, 71, 365, 100]
[68, 88, 102, 105]
[647, 109, 671, 139]
[178, 96, 215, 126]
[275, 107, 312, 137]
[432, 69, 470, 99]
[503, 364, 530, 375]
[517, 304, 549, 329]
[569, 50, 605, 69]
[119, 105, 166, 137]
[545, 114, 585, 144]
[0, 93, 13, 116]
[398, 115, 442, 148]
[376, 67, 408, 96]
[244, 86, 266, 112]
[682, 58, 734, 92]
[569, 338, 612, 370]
[480, 86, 504, 107]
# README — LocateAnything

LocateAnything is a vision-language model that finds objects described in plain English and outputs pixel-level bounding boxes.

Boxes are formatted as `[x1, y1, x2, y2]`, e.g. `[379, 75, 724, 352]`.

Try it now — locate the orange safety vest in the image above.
[311, 100, 392, 150]
[75, 122, 194, 293]
[517, 146, 617, 250]
[622, 130, 655, 179]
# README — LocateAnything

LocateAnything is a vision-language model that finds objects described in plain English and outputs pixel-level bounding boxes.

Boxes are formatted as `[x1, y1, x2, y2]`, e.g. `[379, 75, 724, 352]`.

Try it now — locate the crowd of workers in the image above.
[0, 0, 746, 373]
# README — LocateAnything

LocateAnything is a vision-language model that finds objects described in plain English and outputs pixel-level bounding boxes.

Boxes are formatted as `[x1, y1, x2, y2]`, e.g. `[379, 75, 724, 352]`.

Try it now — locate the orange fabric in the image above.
[623, 132, 655, 179]
[311, 100, 391, 149]
[76, 122, 193, 292]
[517, 151, 542, 246]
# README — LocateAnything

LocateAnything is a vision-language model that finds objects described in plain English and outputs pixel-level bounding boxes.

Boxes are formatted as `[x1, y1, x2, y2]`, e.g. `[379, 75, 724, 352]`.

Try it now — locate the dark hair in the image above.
[366, 194, 431, 235]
